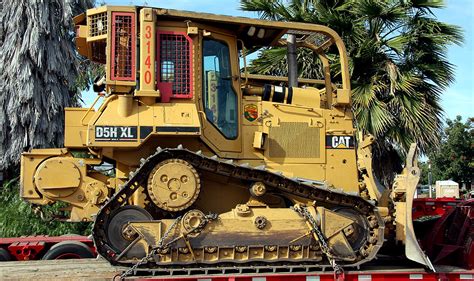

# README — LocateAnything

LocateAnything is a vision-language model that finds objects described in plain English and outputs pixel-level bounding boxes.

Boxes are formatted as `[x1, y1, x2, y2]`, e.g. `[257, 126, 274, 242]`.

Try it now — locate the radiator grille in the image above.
[111, 12, 136, 81]
[88, 12, 107, 37]
[269, 122, 320, 158]
[158, 32, 192, 98]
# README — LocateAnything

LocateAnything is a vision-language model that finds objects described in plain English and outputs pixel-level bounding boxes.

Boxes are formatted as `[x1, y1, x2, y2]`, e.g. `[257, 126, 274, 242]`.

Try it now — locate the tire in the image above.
[0, 248, 12, 261]
[41, 241, 94, 260]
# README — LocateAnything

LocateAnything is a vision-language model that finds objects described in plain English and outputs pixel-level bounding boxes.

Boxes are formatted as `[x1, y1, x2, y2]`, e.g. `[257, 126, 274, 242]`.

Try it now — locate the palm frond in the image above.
[410, 0, 446, 9]
[240, 0, 283, 20]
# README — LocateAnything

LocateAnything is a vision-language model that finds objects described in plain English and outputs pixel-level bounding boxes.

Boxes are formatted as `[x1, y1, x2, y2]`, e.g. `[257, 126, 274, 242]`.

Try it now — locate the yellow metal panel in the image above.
[65, 108, 94, 126]
[86, 5, 108, 16]
[94, 98, 139, 126]
[65, 126, 88, 147]
[291, 87, 321, 108]
[336, 89, 351, 105]
[325, 149, 358, 193]
[65, 108, 92, 147]
[163, 105, 195, 125]
[34, 159, 81, 198]
[22, 148, 67, 156]
[20, 149, 69, 203]
[252, 131, 265, 150]
[136, 8, 160, 97]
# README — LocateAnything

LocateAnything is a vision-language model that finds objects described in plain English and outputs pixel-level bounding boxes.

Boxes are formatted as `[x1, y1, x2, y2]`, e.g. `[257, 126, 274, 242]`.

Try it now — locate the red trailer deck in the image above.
[134, 271, 474, 281]
[0, 235, 94, 261]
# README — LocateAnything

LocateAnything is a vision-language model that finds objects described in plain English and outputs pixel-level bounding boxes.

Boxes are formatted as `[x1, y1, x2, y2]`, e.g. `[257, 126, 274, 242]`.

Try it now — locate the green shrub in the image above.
[0, 179, 91, 237]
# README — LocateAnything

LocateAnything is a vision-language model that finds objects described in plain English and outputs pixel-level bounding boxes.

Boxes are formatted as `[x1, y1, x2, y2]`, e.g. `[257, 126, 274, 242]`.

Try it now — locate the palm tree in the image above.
[241, 0, 463, 185]
[0, 0, 94, 179]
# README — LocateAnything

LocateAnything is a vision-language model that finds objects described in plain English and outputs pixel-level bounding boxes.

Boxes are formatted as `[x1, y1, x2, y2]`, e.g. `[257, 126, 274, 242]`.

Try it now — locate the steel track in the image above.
[93, 147, 384, 273]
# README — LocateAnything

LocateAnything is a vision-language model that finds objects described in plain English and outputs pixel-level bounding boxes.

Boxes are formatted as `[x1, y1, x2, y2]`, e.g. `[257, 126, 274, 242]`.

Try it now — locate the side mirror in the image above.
[93, 75, 106, 93]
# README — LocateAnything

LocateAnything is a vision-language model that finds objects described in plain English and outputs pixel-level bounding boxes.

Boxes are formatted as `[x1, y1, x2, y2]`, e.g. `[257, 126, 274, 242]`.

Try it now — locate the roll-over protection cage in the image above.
[74, 5, 352, 106]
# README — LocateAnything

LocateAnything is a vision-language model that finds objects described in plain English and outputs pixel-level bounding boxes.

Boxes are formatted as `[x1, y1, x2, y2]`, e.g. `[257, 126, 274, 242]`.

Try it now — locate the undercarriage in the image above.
[93, 147, 384, 272]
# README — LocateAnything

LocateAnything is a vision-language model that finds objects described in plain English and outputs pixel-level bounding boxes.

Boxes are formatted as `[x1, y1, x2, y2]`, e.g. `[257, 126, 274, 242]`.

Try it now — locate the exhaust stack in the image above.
[287, 34, 298, 88]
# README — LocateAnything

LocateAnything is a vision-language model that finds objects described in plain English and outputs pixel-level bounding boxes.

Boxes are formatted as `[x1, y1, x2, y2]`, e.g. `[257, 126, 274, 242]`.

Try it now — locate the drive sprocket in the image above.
[147, 158, 201, 212]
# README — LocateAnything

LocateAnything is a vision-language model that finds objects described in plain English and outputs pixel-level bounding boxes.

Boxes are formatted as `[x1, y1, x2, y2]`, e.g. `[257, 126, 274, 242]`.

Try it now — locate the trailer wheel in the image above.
[41, 241, 94, 260]
[0, 248, 12, 261]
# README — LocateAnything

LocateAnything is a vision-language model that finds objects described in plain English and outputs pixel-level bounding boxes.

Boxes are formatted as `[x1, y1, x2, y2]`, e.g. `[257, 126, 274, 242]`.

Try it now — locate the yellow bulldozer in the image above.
[19, 5, 433, 272]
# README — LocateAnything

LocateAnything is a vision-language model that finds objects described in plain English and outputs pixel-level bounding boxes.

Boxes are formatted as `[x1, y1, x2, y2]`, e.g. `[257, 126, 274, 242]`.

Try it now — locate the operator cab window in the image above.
[202, 38, 238, 139]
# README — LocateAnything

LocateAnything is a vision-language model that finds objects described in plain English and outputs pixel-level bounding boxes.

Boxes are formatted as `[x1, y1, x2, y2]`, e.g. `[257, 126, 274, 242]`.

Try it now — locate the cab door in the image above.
[198, 32, 242, 155]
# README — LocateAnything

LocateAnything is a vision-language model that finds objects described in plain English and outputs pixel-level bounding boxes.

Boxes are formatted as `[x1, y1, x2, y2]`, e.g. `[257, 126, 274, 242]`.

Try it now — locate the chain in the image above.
[118, 216, 182, 280]
[192, 213, 219, 234]
[118, 213, 218, 280]
[158, 215, 183, 248]
[292, 204, 344, 279]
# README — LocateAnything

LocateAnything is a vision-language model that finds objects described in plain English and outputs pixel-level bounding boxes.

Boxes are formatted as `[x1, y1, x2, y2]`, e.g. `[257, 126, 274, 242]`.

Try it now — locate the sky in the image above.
[83, 0, 473, 121]
[435, 0, 474, 120]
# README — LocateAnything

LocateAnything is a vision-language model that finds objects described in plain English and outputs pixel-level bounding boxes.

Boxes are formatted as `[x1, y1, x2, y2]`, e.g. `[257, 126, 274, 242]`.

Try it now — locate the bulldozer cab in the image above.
[73, 6, 353, 155]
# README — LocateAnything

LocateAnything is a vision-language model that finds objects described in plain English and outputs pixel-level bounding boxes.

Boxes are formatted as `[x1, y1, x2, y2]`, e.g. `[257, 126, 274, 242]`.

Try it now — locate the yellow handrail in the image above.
[81, 94, 104, 126]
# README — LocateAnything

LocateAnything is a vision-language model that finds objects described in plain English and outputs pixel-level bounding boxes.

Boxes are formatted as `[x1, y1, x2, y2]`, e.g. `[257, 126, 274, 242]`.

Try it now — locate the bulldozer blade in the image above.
[392, 144, 435, 271]
[405, 178, 435, 271]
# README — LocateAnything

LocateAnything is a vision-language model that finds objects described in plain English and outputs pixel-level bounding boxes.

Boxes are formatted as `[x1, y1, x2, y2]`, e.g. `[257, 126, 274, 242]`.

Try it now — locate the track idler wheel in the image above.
[106, 206, 152, 258]
[332, 207, 369, 252]
[147, 159, 200, 212]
